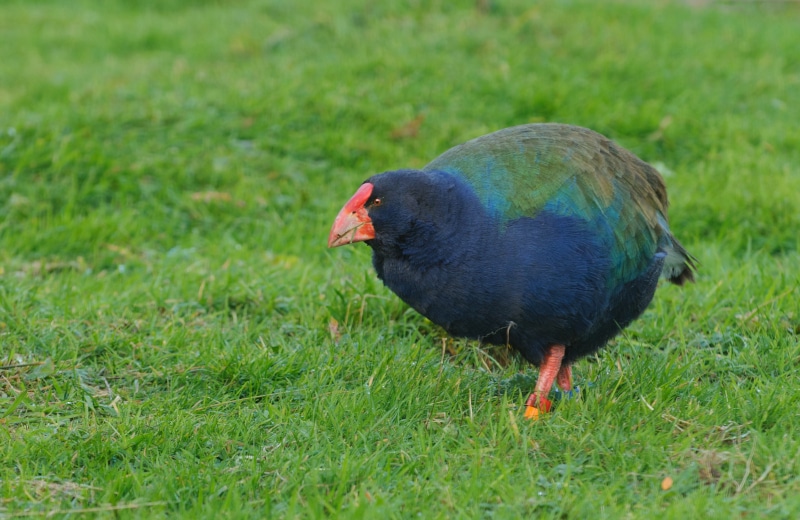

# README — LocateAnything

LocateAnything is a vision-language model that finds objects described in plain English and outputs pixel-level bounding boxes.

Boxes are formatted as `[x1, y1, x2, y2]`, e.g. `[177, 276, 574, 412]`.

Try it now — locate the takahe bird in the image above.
[328, 123, 695, 419]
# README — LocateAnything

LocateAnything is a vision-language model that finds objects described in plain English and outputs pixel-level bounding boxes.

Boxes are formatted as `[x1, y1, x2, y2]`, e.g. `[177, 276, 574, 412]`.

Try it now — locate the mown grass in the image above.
[1, 0, 799, 517]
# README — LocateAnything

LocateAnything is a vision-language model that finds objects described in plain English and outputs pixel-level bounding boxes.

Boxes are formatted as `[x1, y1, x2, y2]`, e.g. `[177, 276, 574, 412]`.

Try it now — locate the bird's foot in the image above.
[523, 392, 552, 420]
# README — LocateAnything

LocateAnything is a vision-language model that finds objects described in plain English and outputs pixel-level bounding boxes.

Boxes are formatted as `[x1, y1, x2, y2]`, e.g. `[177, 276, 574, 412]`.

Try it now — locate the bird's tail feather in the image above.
[661, 236, 697, 286]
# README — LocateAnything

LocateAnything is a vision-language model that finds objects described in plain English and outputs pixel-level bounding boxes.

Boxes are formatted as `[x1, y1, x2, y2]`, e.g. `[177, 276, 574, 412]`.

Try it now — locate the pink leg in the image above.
[524, 344, 565, 420]
[557, 363, 572, 392]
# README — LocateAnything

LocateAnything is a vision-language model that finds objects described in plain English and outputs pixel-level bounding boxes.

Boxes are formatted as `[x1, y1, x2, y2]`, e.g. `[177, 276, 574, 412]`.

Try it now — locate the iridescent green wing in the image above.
[423, 124, 670, 284]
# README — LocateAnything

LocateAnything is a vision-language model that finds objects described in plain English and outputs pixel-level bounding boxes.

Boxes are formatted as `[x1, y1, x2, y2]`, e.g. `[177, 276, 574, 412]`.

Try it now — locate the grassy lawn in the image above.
[2, 0, 799, 517]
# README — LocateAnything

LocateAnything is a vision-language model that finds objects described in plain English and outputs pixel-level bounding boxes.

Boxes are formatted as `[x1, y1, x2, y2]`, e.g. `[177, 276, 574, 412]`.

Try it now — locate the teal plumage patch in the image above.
[423, 124, 687, 286]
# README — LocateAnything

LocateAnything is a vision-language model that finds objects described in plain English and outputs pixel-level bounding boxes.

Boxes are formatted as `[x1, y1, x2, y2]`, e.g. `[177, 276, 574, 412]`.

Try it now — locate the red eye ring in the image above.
[373, 198, 382, 206]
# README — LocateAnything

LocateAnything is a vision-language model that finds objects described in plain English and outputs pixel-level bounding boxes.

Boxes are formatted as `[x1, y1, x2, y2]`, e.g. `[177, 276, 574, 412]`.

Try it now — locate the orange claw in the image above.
[524, 393, 552, 420]
[524, 405, 541, 420]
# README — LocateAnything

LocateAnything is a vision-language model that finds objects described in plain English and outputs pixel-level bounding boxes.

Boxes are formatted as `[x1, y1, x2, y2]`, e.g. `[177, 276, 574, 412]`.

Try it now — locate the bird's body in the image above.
[329, 123, 694, 418]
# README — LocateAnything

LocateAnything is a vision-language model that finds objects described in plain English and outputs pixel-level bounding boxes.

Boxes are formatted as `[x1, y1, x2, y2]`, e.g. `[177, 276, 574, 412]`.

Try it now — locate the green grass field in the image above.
[2, 0, 799, 517]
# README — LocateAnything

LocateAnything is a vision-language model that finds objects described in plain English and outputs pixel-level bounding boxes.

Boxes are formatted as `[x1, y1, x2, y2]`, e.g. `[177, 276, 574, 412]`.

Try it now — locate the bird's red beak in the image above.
[328, 183, 376, 248]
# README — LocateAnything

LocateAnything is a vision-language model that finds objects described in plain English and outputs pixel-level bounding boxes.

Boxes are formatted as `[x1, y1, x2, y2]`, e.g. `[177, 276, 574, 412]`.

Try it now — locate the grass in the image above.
[1, 0, 799, 517]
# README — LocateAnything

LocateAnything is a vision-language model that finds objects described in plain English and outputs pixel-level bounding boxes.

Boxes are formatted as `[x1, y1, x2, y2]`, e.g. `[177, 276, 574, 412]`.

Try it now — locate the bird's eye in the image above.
[373, 198, 382, 207]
